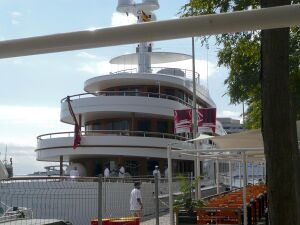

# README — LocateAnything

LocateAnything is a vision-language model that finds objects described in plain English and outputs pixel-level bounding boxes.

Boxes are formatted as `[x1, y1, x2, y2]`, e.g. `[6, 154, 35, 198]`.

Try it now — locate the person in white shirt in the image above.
[153, 165, 161, 179]
[69, 167, 79, 178]
[130, 182, 143, 217]
[118, 164, 125, 178]
[104, 165, 110, 178]
[164, 166, 168, 178]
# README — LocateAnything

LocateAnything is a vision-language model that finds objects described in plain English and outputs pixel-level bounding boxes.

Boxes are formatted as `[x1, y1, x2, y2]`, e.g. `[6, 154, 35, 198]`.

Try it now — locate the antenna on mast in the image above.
[4, 144, 7, 164]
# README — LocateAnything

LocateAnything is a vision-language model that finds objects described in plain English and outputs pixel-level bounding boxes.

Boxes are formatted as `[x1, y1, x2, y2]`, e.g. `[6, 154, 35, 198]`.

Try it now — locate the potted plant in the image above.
[174, 175, 206, 225]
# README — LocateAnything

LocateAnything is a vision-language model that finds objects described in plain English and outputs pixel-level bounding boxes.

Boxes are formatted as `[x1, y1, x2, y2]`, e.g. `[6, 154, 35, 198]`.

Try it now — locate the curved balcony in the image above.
[35, 130, 192, 162]
[61, 91, 191, 107]
[37, 130, 187, 141]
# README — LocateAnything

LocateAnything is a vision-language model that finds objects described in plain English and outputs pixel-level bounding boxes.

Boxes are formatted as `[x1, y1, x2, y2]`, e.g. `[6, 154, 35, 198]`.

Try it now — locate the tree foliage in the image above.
[180, 0, 300, 128]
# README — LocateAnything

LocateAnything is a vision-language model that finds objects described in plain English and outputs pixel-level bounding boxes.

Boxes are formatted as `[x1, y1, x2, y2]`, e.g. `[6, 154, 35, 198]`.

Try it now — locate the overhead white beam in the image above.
[0, 5, 299, 58]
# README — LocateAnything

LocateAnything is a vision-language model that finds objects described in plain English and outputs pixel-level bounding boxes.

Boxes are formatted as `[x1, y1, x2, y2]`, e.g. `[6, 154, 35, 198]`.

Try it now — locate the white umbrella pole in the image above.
[252, 163, 254, 184]
[239, 162, 242, 188]
[242, 152, 248, 225]
[229, 160, 232, 190]
[216, 158, 220, 194]
[167, 145, 174, 225]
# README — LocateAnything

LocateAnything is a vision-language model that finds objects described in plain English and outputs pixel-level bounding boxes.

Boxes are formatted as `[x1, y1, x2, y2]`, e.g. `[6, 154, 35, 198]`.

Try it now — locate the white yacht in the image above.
[35, 0, 218, 177]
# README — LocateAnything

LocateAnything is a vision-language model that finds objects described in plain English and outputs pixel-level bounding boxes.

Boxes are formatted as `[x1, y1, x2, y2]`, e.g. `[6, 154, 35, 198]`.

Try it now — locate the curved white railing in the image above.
[37, 130, 188, 141]
[61, 91, 192, 107]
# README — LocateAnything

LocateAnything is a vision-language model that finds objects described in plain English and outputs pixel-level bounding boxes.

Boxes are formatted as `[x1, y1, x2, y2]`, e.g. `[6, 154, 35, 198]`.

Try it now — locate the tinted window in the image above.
[138, 120, 151, 131]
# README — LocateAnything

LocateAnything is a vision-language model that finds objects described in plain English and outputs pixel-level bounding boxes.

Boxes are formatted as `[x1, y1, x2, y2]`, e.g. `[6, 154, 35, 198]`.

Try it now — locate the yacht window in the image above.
[138, 120, 151, 132]
[157, 121, 168, 133]
[93, 123, 103, 130]
[175, 90, 184, 100]
[107, 120, 129, 130]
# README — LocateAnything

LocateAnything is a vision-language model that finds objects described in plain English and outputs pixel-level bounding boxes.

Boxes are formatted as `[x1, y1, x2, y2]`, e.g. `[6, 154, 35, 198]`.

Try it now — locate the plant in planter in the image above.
[174, 175, 206, 225]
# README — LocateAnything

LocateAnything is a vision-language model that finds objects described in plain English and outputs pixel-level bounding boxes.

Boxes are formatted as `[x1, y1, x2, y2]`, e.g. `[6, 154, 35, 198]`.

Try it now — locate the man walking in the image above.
[130, 182, 143, 217]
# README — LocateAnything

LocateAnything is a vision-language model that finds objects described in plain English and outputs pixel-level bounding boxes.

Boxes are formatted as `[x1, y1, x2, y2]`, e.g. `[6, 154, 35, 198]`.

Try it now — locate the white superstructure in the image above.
[35, 0, 218, 176]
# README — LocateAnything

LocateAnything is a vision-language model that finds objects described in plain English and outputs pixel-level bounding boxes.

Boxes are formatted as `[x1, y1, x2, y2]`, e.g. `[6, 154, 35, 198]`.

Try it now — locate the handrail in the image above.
[110, 66, 201, 78]
[60, 91, 192, 107]
[37, 130, 188, 141]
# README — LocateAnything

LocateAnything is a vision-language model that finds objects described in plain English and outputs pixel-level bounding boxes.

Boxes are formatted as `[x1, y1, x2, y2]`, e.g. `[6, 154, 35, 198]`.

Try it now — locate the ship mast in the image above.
[116, 0, 159, 73]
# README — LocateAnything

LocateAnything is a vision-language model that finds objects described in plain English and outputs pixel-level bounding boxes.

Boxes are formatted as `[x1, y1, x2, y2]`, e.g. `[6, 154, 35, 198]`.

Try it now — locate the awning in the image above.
[210, 120, 300, 149]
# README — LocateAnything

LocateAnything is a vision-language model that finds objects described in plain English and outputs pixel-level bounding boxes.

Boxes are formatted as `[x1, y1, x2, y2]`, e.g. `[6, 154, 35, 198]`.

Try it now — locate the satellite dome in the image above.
[117, 0, 135, 13]
[141, 0, 159, 11]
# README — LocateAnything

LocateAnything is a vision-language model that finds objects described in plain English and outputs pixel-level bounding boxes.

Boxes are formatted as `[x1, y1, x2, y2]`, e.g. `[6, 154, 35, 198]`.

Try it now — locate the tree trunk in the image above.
[261, 0, 300, 224]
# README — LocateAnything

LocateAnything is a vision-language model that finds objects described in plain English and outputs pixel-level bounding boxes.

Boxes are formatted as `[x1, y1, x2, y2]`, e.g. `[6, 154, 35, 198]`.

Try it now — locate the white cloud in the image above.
[111, 12, 136, 27]
[0, 105, 60, 125]
[218, 110, 242, 120]
[10, 11, 22, 25]
[0, 105, 71, 146]
[76, 52, 98, 60]
[0, 143, 53, 175]
[11, 11, 22, 17]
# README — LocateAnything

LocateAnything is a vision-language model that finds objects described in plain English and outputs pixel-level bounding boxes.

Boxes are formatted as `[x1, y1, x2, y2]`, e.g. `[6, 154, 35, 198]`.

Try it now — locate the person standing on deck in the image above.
[153, 165, 161, 179]
[70, 167, 79, 178]
[104, 165, 110, 178]
[118, 164, 125, 178]
[130, 182, 143, 217]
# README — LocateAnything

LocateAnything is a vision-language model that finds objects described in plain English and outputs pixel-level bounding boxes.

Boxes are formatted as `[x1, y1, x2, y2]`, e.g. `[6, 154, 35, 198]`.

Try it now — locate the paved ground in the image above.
[141, 214, 170, 225]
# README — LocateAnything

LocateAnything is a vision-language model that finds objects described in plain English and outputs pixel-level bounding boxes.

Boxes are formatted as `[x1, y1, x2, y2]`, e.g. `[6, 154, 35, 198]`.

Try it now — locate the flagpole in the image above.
[192, 37, 201, 200]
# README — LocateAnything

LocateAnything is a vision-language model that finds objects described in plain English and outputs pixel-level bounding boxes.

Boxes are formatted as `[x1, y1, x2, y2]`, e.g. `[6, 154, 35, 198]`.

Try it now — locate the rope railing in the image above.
[37, 130, 188, 141]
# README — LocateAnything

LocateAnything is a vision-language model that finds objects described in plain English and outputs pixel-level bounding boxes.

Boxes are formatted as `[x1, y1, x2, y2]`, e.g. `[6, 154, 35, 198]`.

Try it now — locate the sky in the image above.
[0, 0, 243, 175]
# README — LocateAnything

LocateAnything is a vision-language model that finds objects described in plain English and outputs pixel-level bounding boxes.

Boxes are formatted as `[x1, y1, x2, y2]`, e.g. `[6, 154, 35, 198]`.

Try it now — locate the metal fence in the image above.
[0, 176, 221, 225]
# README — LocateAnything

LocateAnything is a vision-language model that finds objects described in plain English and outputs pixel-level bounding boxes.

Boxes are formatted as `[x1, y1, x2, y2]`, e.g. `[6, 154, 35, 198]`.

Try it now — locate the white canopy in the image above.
[110, 52, 192, 64]
[209, 120, 300, 149]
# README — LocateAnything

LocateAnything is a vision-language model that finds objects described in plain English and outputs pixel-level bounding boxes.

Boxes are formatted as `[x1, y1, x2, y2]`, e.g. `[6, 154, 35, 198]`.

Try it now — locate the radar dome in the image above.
[142, 0, 159, 10]
[117, 0, 135, 13]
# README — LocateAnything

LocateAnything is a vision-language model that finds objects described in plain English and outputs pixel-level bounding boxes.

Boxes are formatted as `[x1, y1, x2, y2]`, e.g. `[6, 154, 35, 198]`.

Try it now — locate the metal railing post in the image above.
[98, 174, 102, 225]
[167, 144, 174, 225]
[155, 173, 159, 225]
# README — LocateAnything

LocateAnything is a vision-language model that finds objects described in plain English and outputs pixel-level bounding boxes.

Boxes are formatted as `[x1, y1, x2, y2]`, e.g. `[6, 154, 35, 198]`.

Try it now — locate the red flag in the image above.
[174, 109, 192, 133]
[66, 96, 81, 149]
[197, 108, 216, 133]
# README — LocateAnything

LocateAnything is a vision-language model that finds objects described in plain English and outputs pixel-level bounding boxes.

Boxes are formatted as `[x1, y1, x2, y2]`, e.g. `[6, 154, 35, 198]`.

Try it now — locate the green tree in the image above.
[180, 1, 300, 225]
[180, 0, 300, 129]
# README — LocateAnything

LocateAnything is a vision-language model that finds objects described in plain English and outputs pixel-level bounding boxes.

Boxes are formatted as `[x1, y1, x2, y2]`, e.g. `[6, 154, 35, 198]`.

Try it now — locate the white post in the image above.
[263, 163, 266, 182]
[242, 152, 248, 225]
[239, 161, 242, 188]
[167, 145, 174, 225]
[192, 36, 200, 200]
[216, 158, 220, 194]
[229, 160, 232, 190]
[252, 162, 254, 184]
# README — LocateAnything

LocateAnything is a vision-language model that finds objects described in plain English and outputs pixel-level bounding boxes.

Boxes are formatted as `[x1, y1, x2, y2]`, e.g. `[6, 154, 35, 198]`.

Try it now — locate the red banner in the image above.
[174, 109, 192, 133]
[197, 108, 217, 133]
[174, 108, 216, 134]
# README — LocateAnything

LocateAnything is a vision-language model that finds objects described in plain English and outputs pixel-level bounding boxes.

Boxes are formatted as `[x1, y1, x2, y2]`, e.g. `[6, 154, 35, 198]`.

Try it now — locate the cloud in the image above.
[111, 12, 136, 27]
[10, 11, 22, 25]
[0, 105, 71, 146]
[76, 52, 98, 60]
[0, 105, 72, 174]
[217, 110, 242, 120]
[0, 105, 60, 125]
[11, 11, 22, 17]
[0, 143, 53, 175]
